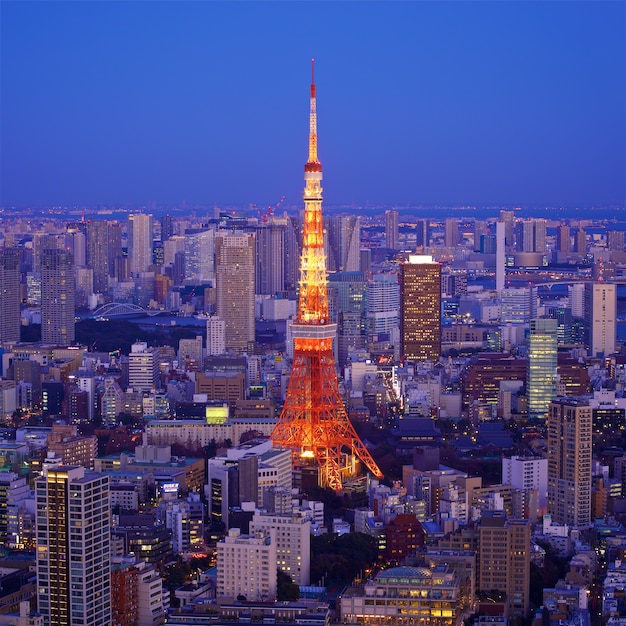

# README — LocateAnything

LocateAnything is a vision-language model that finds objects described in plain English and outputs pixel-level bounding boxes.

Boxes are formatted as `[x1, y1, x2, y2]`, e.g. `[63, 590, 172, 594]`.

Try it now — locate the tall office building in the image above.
[128, 213, 154, 274]
[499, 210, 515, 250]
[547, 398, 592, 529]
[556, 224, 571, 254]
[216, 234, 255, 353]
[86, 220, 110, 294]
[495, 221, 505, 292]
[249, 511, 311, 585]
[284, 216, 303, 291]
[71, 231, 86, 267]
[328, 271, 367, 366]
[502, 455, 548, 518]
[527, 318, 558, 418]
[516, 218, 547, 255]
[444, 218, 458, 248]
[41, 249, 74, 345]
[385, 210, 399, 250]
[184, 228, 215, 282]
[366, 273, 400, 338]
[128, 342, 160, 392]
[399, 255, 441, 362]
[478, 511, 531, 620]
[500, 288, 532, 325]
[325, 215, 361, 272]
[217, 528, 277, 601]
[206, 317, 226, 356]
[584, 282, 616, 358]
[415, 219, 429, 250]
[607, 230, 625, 253]
[574, 227, 587, 254]
[0, 248, 21, 344]
[255, 223, 285, 295]
[161, 214, 174, 242]
[36, 464, 111, 626]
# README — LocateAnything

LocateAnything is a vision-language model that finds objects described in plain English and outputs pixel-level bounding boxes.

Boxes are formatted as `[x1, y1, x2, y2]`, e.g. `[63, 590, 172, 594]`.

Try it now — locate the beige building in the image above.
[339, 565, 468, 626]
[216, 234, 255, 353]
[249, 511, 311, 585]
[217, 528, 277, 601]
[47, 424, 98, 469]
[478, 511, 530, 620]
[547, 398, 592, 529]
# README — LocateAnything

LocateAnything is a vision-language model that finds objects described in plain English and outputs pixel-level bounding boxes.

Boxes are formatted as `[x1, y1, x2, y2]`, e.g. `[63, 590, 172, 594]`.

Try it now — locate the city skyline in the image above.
[1, 1, 624, 209]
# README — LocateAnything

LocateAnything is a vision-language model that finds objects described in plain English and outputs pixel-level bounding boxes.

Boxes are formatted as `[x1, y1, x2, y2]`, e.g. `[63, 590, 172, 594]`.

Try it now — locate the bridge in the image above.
[90, 303, 164, 318]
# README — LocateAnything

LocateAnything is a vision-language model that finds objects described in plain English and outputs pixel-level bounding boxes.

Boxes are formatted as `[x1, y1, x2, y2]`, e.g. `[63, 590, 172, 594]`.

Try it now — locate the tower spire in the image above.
[306, 58, 320, 172]
[271, 63, 383, 491]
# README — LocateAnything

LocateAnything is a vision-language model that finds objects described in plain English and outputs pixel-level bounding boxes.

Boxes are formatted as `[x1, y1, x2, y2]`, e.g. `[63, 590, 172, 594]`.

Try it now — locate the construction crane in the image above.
[258, 195, 286, 224]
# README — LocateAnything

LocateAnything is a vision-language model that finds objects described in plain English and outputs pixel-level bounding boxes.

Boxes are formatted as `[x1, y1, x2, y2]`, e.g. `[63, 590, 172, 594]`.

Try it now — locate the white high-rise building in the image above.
[0, 472, 30, 548]
[496, 221, 505, 292]
[217, 528, 278, 601]
[184, 228, 216, 282]
[129, 342, 160, 392]
[366, 273, 400, 337]
[36, 465, 111, 626]
[500, 288, 531, 325]
[569, 283, 585, 318]
[502, 455, 548, 516]
[584, 282, 616, 358]
[128, 213, 154, 274]
[249, 511, 311, 585]
[206, 317, 226, 356]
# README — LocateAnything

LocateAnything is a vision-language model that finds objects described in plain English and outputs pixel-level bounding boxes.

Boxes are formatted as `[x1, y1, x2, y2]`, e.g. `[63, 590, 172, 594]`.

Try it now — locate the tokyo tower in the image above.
[271, 61, 383, 491]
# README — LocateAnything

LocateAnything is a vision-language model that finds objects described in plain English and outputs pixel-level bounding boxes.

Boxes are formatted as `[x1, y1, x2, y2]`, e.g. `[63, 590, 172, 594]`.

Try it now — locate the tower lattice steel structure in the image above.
[271, 62, 383, 491]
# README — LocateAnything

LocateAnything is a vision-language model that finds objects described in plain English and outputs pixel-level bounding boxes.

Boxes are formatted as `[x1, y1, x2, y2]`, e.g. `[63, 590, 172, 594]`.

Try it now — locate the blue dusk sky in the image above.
[1, 1, 624, 209]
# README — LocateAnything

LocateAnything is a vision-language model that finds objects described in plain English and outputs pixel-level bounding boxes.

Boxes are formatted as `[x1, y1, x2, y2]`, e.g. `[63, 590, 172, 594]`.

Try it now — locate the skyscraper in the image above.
[556, 224, 571, 254]
[128, 342, 161, 392]
[184, 228, 215, 282]
[607, 230, 625, 253]
[215, 233, 255, 353]
[36, 464, 111, 626]
[206, 316, 226, 356]
[444, 218, 458, 248]
[499, 210, 515, 251]
[399, 255, 441, 362]
[415, 219, 429, 250]
[41, 249, 75, 345]
[0, 248, 20, 344]
[86, 219, 110, 294]
[325, 215, 361, 272]
[385, 210, 399, 250]
[478, 511, 531, 620]
[547, 398, 592, 529]
[255, 223, 285, 295]
[495, 221, 505, 292]
[527, 318, 558, 418]
[367, 273, 400, 338]
[128, 213, 154, 274]
[584, 282, 616, 357]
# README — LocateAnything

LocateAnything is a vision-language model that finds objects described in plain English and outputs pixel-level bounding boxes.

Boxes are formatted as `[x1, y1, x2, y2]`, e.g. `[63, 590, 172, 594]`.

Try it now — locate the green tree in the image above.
[310, 532, 379, 585]
[277, 569, 300, 601]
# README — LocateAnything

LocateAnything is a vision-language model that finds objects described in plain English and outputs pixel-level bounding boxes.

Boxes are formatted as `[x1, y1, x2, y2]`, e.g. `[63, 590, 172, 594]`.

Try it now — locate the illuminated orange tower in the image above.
[271, 61, 383, 491]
